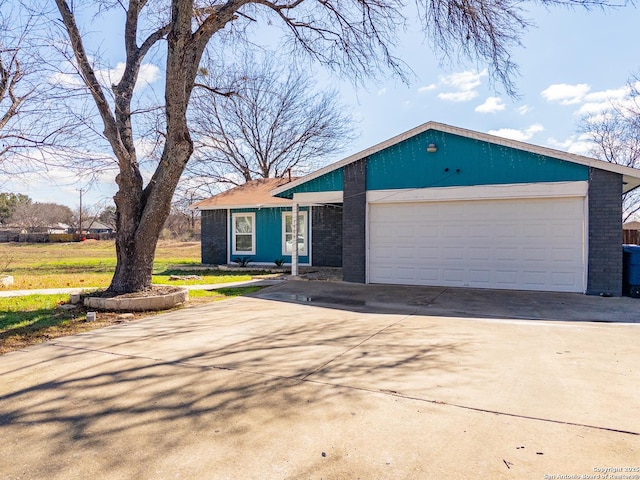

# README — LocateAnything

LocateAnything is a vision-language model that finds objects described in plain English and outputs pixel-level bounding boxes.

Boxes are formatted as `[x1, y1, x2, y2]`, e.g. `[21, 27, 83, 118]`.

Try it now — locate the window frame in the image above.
[282, 210, 308, 256]
[231, 212, 256, 255]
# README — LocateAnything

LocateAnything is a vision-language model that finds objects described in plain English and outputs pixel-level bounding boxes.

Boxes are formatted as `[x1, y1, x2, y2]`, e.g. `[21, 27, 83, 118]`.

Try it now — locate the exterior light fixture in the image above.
[426, 143, 437, 153]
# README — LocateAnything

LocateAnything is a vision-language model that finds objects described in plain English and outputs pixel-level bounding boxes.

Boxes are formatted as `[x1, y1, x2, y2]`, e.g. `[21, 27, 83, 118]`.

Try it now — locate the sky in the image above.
[2, 1, 640, 210]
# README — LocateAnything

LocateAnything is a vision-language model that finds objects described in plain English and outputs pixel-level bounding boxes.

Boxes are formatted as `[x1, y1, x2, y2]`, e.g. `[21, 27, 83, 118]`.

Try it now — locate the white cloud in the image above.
[437, 69, 487, 103]
[417, 84, 437, 93]
[438, 90, 479, 102]
[50, 72, 85, 88]
[99, 62, 160, 89]
[475, 96, 505, 114]
[377, 87, 387, 96]
[583, 87, 627, 103]
[441, 69, 488, 91]
[50, 61, 160, 92]
[517, 105, 532, 115]
[576, 86, 638, 116]
[134, 138, 160, 160]
[576, 101, 611, 116]
[547, 134, 593, 156]
[488, 124, 544, 142]
[541, 83, 591, 105]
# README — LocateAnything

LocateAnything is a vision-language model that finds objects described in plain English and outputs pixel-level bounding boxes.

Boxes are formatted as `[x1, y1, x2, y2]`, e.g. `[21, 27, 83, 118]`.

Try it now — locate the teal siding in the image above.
[230, 207, 310, 264]
[366, 130, 588, 190]
[275, 169, 343, 199]
[276, 130, 589, 198]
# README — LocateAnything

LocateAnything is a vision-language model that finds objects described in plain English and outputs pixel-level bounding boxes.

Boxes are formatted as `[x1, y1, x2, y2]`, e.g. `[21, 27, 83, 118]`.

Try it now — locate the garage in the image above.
[368, 196, 586, 292]
[271, 122, 640, 296]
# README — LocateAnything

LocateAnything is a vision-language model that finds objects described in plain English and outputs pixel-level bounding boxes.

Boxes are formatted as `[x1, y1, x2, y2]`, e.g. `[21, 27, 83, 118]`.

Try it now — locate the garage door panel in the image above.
[417, 246, 439, 259]
[469, 269, 491, 283]
[368, 198, 585, 292]
[418, 268, 439, 281]
[468, 247, 490, 261]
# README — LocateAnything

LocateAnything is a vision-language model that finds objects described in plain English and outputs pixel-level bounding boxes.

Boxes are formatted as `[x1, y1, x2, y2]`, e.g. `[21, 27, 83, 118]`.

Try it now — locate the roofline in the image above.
[191, 202, 292, 211]
[271, 121, 640, 196]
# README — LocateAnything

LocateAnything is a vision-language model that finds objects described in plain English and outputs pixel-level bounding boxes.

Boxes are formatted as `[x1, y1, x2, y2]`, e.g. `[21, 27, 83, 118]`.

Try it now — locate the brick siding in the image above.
[587, 168, 623, 296]
[311, 205, 343, 267]
[342, 159, 367, 282]
[201, 209, 228, 265]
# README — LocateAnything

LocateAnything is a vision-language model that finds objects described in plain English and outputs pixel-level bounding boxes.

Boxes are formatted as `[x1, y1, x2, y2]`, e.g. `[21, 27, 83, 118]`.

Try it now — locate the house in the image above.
[191, 178, 342, 268]
[195, 121, 640, 296]
[84, 221, 114, 235]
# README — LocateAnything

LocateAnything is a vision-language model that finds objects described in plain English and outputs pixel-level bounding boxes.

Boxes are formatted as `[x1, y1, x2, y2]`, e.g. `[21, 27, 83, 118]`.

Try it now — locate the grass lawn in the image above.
[0, 240, 278, 354]
[0, 240, 277, 290]
[0, 286, 266, 355]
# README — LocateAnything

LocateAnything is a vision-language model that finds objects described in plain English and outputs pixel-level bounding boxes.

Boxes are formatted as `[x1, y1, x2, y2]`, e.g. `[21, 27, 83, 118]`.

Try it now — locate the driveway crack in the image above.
[298, 310, 418, 381]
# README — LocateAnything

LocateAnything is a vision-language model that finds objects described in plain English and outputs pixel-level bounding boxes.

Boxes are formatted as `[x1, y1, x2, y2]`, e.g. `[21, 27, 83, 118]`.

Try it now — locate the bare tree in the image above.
[188, 56, 355, 186]
[0, 8, 36, 163]
[51, 0, 614, 293]
[9, 201, 73, 232]
[97, 205, 117, 231]
[579, 73, 640, 221]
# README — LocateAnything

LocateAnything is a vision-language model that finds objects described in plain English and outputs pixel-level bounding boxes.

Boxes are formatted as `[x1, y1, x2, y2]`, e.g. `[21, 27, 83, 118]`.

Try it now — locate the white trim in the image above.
[308, 207, 313, 267]
[232, 261, 312, 267]
[292, 191, 343, 204]
[226, 208, 231, 264]
[271, 121, 640, 197]
[231, 212, 256, 255]
[366, 181, 588, 204]
[365, 201, 371, 284]
[282, 210, 308, 257]
[583, 192, 589, 293]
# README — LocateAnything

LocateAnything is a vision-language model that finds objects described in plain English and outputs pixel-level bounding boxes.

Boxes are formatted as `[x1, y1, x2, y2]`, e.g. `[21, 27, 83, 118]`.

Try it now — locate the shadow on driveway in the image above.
[255, 280, 640, 323]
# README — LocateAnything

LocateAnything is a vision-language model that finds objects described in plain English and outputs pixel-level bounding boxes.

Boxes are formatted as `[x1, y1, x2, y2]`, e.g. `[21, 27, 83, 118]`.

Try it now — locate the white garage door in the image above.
[368, 197, 586, 292]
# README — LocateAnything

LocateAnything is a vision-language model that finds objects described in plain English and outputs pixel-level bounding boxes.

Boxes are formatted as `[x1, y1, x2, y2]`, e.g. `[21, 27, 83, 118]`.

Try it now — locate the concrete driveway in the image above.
[0, 281, 638, 479]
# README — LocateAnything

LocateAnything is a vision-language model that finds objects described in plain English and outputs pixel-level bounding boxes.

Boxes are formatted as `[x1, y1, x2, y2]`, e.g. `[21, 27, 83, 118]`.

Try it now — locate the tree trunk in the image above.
[108, 141, 192, 293]
[109, 229, 158, 292]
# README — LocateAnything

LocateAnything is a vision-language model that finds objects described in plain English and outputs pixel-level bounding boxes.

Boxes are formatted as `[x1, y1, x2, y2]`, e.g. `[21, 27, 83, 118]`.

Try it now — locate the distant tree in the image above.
[579, 73, 640, 221]
[9, 201, 73, 231]
[97, 206, 117, 231]
[188, 56, 355, 186]
[0, 192, 31, 224]
[162, 207, 198, 240]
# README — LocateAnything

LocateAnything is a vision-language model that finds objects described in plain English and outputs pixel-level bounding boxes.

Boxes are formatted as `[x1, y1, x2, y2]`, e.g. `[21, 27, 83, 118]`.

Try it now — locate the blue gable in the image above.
[366, 130, 588, 190]
[275, 168, 343, 199]
[274, 126, 590, 198]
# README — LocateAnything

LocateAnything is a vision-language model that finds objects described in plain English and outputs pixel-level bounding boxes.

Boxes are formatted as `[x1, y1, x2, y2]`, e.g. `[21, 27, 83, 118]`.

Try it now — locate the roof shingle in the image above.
[190, 178, 296, 210]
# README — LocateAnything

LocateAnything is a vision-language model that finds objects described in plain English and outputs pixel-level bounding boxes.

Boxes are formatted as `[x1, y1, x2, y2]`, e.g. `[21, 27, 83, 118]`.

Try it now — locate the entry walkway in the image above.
[0, 278, 283, 298]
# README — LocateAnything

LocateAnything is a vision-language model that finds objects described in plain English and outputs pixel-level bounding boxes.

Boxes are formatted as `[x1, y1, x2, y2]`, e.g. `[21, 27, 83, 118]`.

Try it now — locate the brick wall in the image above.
[342, 159, 367, 282]
[311, 205, 343, 267]
[587, 168, 623, 296]
[201, 209, 228, 265]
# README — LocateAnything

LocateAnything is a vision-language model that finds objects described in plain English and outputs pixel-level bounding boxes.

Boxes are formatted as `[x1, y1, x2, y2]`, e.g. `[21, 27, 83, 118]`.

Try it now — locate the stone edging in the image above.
[84, 288, 189, 312]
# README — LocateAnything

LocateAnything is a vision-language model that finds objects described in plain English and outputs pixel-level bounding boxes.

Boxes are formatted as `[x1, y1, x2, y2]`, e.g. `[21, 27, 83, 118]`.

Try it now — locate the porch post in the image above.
[291, 201, 299, 276]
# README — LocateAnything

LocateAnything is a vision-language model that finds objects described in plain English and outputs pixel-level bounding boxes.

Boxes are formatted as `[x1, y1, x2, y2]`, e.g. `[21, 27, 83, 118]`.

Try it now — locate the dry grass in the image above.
[0, 285, 264, 355]
[0, 240, 203, 289]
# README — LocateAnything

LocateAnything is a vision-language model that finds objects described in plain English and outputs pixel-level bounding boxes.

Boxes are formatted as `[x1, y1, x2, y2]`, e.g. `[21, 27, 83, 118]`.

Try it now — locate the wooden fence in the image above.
[0, 232, 115, 243]
[623, 230, 640, 245]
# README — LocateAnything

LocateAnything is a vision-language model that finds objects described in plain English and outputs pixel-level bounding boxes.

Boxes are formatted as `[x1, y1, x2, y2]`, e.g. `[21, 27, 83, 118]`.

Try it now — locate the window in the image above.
[232, 213, 255, 255]
[282, 211, 308, 256]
